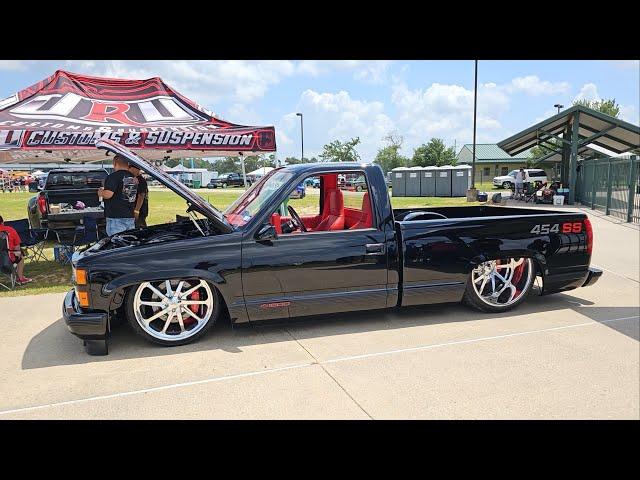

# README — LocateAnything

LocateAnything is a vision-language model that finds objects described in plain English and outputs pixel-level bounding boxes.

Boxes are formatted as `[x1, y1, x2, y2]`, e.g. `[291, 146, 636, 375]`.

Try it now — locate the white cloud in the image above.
[0, 60, 27, 71]
[574, 83, 600, 101]
[509, 75, 570, 96]
[295, 60, 390, 84]
[281, 89, 395, 160]
[390, 80, 509, 153]
[64, 60, 297, 107]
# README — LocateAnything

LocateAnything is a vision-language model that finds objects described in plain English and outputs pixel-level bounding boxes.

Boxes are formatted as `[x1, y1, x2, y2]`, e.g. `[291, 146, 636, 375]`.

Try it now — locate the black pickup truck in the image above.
[208, 172, 247, 188]
[64, 139, 601, 355]
[27, 168, 108, 233]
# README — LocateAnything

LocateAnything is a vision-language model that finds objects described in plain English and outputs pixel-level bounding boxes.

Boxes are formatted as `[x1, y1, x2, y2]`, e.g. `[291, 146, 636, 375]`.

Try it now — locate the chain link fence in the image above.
[577, 155, 639, 223]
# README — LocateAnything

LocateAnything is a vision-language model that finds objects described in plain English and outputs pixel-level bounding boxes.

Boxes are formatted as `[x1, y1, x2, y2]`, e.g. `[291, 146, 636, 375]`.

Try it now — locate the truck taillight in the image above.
[584, 218, 593, 254]
[37, 193, 47, 215]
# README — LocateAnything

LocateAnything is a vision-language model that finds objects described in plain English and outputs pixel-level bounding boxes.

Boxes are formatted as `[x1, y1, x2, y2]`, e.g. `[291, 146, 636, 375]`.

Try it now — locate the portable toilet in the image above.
[435, 166, 452, 197]
[420, 166, 437, 196]
[451, 164, 473, 196]
[405, 166, 422, 196]
[391, 167, 408, 197]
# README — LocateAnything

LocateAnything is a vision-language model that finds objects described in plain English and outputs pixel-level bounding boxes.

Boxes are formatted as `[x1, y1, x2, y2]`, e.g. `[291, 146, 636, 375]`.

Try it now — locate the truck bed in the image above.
[394, 205, 592, 307]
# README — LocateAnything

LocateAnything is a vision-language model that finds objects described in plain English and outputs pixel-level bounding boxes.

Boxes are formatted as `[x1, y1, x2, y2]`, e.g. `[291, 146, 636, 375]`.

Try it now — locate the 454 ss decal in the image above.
[530, 222, 583, 235]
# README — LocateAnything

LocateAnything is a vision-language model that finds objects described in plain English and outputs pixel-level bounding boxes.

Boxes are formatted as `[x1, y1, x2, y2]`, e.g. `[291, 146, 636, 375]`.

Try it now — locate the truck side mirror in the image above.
[255, 223, 277, 242]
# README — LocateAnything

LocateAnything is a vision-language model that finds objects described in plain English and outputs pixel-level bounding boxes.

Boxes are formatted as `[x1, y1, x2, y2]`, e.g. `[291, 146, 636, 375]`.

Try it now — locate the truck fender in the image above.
[104, 269, 229, 309]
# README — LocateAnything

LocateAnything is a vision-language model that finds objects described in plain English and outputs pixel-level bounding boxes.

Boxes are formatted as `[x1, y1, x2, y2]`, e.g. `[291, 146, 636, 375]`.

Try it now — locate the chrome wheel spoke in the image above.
[162, 310, 175, 333]
[147, 284, 168, 301]
[144, 306, 171, 324]
[181, 300, 207, 306]
[182, 306, 204, 323]
[140, 300, 165, 308]
[181, 280, 204, 298]
[176, 308, 185, 332]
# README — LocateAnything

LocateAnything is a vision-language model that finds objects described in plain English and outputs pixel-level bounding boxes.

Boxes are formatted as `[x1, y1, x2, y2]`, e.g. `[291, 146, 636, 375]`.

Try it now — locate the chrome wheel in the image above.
[133, 279, 214, 342]
[471, 258, 533, 308]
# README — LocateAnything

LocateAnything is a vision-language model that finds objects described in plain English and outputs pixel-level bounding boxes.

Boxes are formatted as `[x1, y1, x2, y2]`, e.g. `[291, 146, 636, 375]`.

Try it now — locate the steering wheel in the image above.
[287, 205, 307, 232]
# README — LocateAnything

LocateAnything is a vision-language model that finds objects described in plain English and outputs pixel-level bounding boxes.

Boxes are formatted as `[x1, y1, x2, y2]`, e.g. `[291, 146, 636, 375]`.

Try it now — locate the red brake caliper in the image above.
[512, 260, 526, 296]
[183, 289, 200, 325]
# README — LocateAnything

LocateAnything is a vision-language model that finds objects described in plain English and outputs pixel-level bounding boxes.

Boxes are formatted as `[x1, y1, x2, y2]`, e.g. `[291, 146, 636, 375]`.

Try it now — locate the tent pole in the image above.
[240, 152, 247, 188]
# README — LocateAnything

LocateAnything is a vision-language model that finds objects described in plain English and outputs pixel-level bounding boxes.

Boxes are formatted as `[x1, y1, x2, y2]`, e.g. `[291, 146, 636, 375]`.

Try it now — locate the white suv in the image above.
[493, 169, 548, 189]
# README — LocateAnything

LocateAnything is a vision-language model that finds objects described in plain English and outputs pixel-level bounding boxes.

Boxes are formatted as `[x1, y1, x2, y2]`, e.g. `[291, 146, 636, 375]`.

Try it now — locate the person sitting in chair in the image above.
[0, 215, 33, 285]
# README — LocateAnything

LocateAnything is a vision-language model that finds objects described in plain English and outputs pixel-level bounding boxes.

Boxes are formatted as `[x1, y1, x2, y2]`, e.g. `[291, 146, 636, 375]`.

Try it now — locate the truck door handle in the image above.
[365, 243, 385, 255]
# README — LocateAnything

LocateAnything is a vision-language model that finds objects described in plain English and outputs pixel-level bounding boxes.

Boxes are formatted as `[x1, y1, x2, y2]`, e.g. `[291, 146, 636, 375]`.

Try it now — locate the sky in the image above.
[0, 60, 638, 161]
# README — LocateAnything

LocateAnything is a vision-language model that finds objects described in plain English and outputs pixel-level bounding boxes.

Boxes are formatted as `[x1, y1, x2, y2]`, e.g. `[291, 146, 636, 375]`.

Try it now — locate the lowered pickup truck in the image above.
[27, 168, 107, 234]
[64, 139, 601, 355]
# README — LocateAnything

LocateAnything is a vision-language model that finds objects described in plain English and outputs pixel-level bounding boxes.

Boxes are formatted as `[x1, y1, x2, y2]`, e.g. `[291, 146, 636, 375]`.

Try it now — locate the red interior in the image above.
[269, 173, 373, 233]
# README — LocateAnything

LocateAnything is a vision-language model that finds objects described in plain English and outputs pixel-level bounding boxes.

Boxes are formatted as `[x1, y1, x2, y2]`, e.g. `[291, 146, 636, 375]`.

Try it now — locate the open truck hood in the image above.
[95, 139, 233, 234]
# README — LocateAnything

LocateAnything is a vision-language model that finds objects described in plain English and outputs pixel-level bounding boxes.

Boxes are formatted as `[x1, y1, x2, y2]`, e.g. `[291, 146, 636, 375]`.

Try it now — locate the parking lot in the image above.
[0, 206, 637, 419]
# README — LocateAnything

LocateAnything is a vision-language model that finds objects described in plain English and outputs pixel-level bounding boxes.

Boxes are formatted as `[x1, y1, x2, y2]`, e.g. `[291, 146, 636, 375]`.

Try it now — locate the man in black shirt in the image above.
[129, 164, 149, 228]
[98, 154, 138, 236]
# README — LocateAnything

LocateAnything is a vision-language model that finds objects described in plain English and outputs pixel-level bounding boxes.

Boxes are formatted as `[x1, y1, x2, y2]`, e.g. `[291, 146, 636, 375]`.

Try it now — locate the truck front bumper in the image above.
[63, 289, 108, 340]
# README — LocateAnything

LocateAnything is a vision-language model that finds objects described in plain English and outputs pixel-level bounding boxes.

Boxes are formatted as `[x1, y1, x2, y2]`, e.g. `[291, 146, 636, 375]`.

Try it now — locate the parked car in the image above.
[27, 168, 108, 233]
[64, 139, 601, 355]
[208, 172, 247, 188]
[289, 182, 306, 199]
[304, 177, 320, 188]
[349, 175, 368, 192]
[493, 169, 548, 189]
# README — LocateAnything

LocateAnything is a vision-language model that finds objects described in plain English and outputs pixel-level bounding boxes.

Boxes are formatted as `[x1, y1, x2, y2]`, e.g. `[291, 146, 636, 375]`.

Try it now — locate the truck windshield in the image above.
[224, 169, 293, 227]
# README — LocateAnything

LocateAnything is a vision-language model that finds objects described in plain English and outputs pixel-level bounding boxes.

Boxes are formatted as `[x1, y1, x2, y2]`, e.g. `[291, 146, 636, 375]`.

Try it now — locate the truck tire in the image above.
[462, 258, 534, 313]
[502, 181, 512, 189]
[125, 278, 221, 347]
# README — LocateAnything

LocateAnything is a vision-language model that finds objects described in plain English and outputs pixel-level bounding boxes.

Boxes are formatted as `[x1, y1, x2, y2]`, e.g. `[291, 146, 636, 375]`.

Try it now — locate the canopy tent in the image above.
[0, 70, 276, 164]
[498, 105, 639, 204]
[246, 166, 275, 176]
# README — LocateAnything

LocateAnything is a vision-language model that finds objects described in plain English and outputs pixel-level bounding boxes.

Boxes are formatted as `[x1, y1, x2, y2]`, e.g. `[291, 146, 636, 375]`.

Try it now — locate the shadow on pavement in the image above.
[21, 290, 639, 370]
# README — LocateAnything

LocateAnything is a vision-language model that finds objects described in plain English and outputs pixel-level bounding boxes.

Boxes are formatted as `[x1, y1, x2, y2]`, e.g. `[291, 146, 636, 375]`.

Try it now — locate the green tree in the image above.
[573, 98, 621, 118]
[319, 137, 361, 162]
[373, 132, 409, 173]
[529, 138, 563, 160]
[412, 138, 456, 167]
[163, 157, 216, 170]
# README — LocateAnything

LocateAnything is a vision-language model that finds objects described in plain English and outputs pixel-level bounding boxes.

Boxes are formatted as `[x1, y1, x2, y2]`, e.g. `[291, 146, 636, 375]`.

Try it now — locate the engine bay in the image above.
[88, 218, 213, 252]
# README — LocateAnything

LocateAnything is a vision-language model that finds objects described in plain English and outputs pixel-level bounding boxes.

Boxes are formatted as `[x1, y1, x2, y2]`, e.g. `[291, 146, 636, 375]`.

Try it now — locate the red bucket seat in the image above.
[349, 192, 373, 229]
[314, 188, 345, 231]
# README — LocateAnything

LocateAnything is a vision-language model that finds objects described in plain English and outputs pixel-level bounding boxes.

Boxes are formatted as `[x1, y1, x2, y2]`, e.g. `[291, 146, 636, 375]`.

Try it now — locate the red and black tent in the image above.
[0, 70, 276, 164]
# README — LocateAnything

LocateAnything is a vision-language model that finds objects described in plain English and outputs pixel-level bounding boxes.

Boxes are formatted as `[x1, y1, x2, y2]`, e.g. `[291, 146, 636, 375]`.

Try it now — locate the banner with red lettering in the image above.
[0, 70, 276, 163]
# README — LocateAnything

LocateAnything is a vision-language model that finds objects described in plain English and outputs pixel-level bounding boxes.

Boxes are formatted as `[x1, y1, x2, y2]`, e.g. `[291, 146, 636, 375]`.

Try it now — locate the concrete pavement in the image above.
[0, 209, 637, 419]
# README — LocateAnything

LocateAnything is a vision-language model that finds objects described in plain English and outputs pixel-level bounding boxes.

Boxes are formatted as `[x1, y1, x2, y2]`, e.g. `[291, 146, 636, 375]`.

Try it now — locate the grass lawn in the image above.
[0, 185, 490, 297]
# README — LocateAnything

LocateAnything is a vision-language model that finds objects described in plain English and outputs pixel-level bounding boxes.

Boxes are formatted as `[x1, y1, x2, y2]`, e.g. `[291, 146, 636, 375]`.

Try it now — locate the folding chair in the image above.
[73, 216, 100, 247]
[54, 216, 99, 265]
[0, 231, 18, 291]
[4, 219, 48, 263]
[523, 181, 542, 203]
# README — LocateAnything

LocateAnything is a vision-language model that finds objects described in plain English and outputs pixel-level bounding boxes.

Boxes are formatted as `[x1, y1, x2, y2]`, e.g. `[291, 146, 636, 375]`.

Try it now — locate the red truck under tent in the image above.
[0, 70, 276, 164]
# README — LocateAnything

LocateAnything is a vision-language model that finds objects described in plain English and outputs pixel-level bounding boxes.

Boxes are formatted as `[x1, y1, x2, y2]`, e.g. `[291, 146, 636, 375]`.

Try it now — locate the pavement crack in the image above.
[284, 328, 373, 420]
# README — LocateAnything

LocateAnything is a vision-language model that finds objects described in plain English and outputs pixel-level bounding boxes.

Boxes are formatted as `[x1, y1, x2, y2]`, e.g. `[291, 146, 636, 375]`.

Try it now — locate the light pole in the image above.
[554, 103, 564, 115]
[296, 112, 304, 162]
[470, 59, 478, 194]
